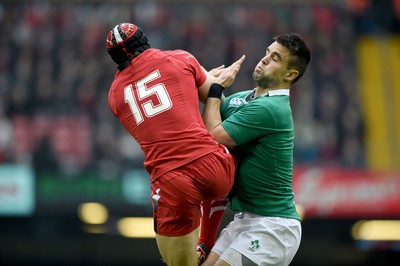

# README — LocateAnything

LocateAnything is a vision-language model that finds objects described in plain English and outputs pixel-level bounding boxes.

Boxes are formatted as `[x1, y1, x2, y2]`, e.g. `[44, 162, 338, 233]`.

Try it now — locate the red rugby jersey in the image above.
[108, 48, 219, 182]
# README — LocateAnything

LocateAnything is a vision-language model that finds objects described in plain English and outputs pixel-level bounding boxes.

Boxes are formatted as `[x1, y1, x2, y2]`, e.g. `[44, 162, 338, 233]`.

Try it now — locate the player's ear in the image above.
[284, 69, 299, 83]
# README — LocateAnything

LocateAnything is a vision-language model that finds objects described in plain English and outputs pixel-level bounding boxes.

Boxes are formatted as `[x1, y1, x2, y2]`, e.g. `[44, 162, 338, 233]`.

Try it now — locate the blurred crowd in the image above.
[0, 1, 377, 179]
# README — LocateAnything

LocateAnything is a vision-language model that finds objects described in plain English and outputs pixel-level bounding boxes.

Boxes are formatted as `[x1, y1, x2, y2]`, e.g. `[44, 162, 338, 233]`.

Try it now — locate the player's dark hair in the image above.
[274, 33, 311, 84]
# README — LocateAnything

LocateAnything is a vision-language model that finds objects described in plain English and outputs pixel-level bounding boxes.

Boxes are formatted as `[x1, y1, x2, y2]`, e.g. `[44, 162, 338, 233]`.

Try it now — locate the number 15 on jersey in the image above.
[124, 70, 173, 125]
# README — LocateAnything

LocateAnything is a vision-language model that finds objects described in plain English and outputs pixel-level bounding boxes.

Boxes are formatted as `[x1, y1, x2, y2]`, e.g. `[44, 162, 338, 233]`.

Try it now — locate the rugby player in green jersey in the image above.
[201, 33, 311, 266]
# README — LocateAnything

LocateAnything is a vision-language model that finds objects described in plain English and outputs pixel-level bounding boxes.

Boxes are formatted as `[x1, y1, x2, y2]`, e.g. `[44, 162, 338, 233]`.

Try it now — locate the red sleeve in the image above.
[190, 55, 207, 88]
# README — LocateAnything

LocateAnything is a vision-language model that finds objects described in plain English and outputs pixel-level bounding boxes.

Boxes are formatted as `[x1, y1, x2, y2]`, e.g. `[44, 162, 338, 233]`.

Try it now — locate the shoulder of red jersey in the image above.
[161, 49, 196, 60]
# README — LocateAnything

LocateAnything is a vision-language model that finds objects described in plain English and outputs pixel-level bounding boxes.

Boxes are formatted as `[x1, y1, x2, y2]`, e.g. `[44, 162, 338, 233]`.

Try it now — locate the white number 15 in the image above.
[124, 70, 173, 125]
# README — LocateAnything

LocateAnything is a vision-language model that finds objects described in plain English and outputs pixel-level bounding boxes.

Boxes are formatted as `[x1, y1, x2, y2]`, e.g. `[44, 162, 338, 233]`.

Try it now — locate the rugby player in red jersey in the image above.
[106, 23, 244, 266]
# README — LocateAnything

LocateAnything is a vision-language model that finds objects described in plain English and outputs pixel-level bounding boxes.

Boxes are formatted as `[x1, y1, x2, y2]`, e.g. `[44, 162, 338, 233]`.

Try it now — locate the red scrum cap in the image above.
[106, 23, 138, 49]
[106, 23, 150, 70]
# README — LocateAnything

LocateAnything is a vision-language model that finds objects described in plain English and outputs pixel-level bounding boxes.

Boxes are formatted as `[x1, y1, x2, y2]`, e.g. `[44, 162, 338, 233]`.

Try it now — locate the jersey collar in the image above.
[267, 89, 290, 97]
[245, 88, 290, 103]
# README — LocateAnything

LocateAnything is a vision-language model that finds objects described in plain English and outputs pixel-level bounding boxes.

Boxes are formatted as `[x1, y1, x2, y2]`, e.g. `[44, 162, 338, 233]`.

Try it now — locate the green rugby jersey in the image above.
[221, 89, 300, 220]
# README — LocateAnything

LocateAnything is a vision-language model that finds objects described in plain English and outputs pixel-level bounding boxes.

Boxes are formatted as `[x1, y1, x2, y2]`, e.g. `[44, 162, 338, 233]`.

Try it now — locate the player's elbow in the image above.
[210, 128, 236, 148]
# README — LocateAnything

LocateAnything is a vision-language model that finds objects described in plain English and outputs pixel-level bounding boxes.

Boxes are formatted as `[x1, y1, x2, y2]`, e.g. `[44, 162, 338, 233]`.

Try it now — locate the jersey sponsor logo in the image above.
[228, 97, 245, 108]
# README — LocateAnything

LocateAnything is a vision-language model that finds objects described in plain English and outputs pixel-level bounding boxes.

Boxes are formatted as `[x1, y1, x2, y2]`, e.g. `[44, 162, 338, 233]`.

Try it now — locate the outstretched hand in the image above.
[214, 55, 246, 89]
[208, 65, 225, 78]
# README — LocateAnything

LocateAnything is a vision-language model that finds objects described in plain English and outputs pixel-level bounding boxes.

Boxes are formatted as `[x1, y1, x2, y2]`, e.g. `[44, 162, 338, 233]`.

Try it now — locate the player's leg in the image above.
[197, 145, 236, 264]
[151, 146, 236, 265]
[202, 249, 258, 266]
[201, 214, 241, 266]
[156, 227, 200, 266]
[197, 197, 229, 264]
[201, 251, 222, 266]
[151, 160, 212, 266]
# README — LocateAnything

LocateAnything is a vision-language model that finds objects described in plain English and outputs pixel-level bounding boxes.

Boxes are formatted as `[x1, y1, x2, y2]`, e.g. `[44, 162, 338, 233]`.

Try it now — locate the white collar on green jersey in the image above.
[252, 88, 290, 98]
[267, 89, 290, 96]
[247, 88, 290, 102]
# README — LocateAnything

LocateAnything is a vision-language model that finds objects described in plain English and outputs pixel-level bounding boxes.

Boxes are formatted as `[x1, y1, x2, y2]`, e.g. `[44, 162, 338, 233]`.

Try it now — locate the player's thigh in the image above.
[156, 227, 200, 266]
[203, 250, 256, 266]
[216, 248, 257, 266]
[182, 146, 236, 200]
[201, 251, 221, 266]
[151, 169, 203, 236]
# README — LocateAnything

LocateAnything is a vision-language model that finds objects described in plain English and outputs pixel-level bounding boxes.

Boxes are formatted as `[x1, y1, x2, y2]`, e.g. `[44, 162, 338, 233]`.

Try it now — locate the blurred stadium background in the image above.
[0, 0, 400, 265]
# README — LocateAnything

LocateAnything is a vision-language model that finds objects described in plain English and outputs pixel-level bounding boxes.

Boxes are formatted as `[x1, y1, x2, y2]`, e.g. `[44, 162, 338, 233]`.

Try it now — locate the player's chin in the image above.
[252, 72, 260, 81]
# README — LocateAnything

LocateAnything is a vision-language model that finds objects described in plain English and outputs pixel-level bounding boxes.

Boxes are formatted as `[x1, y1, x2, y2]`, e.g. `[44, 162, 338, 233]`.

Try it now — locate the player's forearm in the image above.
[202, 101, 237, 148]
[202, 97, 223, 132]
[202, 83, 224, 130]
[202, 83, 237, 147]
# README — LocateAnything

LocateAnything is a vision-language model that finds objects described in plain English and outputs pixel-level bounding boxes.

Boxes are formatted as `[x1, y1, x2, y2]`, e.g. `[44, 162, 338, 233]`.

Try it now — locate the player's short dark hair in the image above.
[274, 33, 311, 84]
